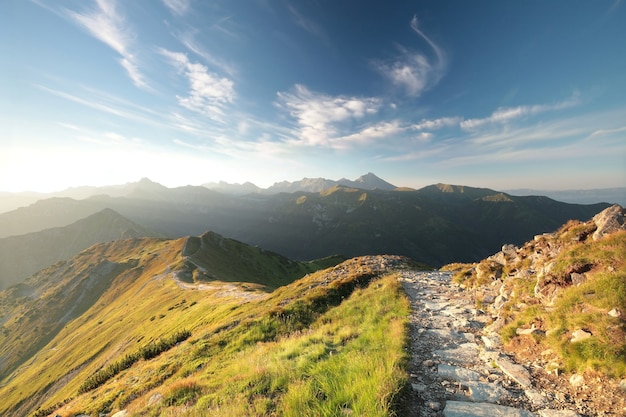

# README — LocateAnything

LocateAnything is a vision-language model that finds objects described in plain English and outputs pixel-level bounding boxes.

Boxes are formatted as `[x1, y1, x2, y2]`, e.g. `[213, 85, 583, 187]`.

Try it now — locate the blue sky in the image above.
[1, 0, 625, 192]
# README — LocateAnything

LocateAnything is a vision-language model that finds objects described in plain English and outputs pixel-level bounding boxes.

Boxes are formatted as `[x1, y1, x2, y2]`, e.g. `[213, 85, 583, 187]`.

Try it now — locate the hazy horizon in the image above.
[3, 1, 625, 193]
[2, 173, 626, 196]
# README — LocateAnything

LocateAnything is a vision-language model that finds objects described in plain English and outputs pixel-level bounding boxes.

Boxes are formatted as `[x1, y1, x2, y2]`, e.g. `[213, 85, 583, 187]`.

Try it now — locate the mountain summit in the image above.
[202, 173, 396, 195]
[337, 172, 397, 191]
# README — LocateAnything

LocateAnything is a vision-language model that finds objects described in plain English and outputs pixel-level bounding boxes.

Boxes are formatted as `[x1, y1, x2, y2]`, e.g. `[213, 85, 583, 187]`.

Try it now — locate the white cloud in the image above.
[334, 120, 406, 149]
[460, 94, 580, 131]
[374, 15, 446, 97]
[589, 125, 626, 137]
[66, 0, 149, 89]
[162, 0, 191, 16]
[276, 84, 382, 147]
[119, 56, 148, 89]
[412, 116, 461, 131]
[160, 49, 235, 121]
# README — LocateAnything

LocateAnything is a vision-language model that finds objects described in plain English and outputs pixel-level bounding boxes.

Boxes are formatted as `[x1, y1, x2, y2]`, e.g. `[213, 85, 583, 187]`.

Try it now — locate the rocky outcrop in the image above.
[592, 204, 626, 240]
[441, 205, 626, 416]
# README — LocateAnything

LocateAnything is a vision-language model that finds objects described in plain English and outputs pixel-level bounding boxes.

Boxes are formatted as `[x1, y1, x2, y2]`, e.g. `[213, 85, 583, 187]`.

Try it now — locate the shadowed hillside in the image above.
[0, 209, 159, 290]
[0, 182, 609, 267]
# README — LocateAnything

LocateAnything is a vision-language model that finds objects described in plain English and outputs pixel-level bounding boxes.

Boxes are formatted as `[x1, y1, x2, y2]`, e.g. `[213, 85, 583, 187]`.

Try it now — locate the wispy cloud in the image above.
[173, 29, 238, 77]
[460, 93, 580, 131]
[412, 116, 461, 131]
[374, 15, 446, 97]
[276, 84, 382, 148]
[287, 4, 329, 43]
[160, 49, 235, 121]
[66, 0, 149, 89]
[162, 0, 191, 16]
[590, 125, 626, 137]
[333, 120, 406, 150]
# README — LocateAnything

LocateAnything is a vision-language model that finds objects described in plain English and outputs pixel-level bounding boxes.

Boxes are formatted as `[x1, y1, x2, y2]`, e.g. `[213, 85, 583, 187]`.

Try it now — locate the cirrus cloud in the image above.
[66, 0, 149, 89]
[373, 15, 447, 97]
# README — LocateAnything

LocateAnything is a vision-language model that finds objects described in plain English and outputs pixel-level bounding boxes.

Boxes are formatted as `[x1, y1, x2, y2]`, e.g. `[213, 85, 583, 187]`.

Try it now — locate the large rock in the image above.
[592, 204, 626, 240]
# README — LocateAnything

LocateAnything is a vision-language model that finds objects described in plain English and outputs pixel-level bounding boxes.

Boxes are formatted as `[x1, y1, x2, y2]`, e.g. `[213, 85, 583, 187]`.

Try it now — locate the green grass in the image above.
[0, 237, 411, 417]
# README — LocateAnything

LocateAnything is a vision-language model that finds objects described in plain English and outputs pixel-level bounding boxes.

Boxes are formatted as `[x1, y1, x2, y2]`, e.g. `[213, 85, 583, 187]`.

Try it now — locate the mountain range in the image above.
[2, 173, 623, 214]
[0, 177, 609, 292]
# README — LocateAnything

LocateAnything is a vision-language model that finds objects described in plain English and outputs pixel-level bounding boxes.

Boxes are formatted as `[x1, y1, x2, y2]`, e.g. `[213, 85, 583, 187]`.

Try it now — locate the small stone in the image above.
[340, 407, 354, 416]
[570, 329, 592, 343]
[411, 382, 426, 392]
[525, 389, 548, 407]
[569, 373, 584, 387]
[428, 401, 442, 411]
[483, 295, 496, 304]
[422, 359, 436, 367]
[148, 393, 163, 405]
[619, 379, 626, 392]
[516, 325, 543, 336]
[570, 272, 587, 286]
[496, 356, 532, 388]
[481, 334, 500, 348]
[608, 308, 622, 318]
[538, 409, 580, 417]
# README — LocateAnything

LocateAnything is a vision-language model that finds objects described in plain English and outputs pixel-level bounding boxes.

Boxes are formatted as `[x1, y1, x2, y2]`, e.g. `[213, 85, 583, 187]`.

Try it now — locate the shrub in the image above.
[78, 330, 191, 394]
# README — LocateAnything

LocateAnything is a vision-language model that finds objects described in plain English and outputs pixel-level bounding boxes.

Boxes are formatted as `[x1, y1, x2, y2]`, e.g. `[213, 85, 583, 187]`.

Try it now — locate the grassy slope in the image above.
[0, 233, 414, 416]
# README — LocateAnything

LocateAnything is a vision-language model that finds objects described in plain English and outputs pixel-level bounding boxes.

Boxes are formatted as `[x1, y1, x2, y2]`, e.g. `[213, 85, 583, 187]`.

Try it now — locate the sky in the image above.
[1, 0, 625, 192]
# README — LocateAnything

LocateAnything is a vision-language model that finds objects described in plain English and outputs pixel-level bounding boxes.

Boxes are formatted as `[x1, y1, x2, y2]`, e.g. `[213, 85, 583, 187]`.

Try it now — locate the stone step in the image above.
[443, 400, 535, 417]
[434, 343, 480, 366]
[438, 364, 481, 381]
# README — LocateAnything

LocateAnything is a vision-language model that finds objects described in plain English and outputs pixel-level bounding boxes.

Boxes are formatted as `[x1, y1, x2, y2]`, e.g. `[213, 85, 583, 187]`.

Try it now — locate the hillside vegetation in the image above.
[447, 205, 626, 378]
[0, 230, 423, 416]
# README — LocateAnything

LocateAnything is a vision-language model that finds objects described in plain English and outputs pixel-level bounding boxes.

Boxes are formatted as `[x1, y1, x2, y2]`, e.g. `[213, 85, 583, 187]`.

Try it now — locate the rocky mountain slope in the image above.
[443, 204, 626, 415]
[0, 209, 159, 290]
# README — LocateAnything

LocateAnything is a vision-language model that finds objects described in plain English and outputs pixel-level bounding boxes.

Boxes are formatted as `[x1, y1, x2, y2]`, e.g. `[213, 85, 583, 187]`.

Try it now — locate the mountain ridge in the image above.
[0, 184, 609, 271]
[0, 232, 388, 417]
[0, 208, 160, 290]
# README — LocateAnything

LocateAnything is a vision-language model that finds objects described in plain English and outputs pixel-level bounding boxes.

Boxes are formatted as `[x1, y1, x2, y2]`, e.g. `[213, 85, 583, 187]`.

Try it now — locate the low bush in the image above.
[78, 330, 191, 393]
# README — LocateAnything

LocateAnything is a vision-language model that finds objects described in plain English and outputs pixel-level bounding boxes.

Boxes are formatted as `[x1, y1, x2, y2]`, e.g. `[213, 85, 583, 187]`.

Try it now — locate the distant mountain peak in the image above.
[346, 172, 396, 190]
[264, 173, 396, 194]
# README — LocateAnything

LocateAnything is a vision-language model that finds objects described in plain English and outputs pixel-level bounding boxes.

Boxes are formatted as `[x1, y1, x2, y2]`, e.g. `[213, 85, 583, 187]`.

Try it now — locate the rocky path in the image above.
[398, 270, 581, 417]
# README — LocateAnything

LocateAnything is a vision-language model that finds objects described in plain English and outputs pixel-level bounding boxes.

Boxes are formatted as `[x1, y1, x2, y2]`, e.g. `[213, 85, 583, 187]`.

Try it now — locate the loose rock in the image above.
[570, 329, 592, 343]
